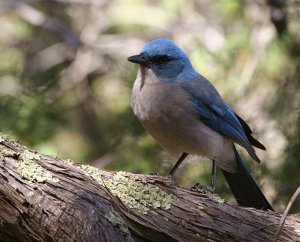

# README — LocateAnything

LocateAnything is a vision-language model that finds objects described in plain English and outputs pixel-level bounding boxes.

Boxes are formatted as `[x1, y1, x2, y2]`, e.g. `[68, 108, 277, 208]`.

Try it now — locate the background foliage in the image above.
[0, 0, 299, 212]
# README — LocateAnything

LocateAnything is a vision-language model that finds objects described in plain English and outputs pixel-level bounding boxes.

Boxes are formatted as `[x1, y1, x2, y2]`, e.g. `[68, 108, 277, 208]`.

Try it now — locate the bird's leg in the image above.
[191, 159, 217, 193]
[209, 159, 217, 193]
[168, 152, 188, 176]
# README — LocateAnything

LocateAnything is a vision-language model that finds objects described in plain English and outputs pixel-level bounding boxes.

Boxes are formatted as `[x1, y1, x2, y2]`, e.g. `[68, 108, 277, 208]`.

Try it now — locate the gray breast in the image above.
[131, 67, 198, 155]
[131, 68, 191, 120]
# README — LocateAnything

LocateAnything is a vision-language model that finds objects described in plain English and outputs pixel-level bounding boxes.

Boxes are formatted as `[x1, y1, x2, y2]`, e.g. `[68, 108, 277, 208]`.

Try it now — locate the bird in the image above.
[127, 38, 273, 211]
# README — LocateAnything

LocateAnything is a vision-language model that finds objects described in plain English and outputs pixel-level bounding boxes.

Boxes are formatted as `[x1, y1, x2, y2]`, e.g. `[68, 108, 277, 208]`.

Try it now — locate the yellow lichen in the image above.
[63, 158, 75, 165]
[0, 134, 58, 183]
[0, 136, 5, 143]
[104, 210, 131, 237]
[17, 150, 59, 183]
[81, 166, 175, 214]
[81, 164, 105, 186]
[0, 135, 19, 158]
[28, 191, 34, 197]
[105, 171, 175, 214]
[0, 133, 10, 143]
[0, 145, 19, 158]
[214, 196, 225, 204]
[21, 150, 40, 160]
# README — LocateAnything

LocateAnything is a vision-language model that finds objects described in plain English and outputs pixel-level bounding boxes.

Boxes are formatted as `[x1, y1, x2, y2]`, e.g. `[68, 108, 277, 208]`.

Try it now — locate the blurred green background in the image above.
[0, 0, 299, 212]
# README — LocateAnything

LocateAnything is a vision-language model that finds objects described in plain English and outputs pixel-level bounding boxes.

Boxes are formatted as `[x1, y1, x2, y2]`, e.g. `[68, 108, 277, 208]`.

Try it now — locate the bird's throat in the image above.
[139, 66, 146, 90]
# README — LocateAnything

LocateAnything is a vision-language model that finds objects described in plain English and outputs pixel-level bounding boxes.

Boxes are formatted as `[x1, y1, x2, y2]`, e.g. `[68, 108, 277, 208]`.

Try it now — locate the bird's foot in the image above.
[149, 172, 159, 176]
[205, 185, 215, 194]
[191, 183, 215, 194]
[167, 174, 173, 179]
[190, 182, 203, 191]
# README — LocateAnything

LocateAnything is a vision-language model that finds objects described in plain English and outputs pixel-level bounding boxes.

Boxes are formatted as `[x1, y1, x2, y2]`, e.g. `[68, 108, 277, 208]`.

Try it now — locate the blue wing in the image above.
[180, 74, 261, 163]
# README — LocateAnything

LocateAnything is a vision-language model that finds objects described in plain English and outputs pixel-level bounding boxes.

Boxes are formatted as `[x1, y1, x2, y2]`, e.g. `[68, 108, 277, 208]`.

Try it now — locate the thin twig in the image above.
[274, 186, 300, 241]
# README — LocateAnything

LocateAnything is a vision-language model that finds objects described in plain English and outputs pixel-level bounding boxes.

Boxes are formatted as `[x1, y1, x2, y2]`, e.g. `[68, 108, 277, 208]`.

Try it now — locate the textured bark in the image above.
[0, 133, 299, 242]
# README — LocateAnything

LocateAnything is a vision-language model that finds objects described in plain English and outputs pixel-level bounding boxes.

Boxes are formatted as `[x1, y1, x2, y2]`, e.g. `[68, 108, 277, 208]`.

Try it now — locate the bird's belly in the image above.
[142, 117, 236, 172]
[142, 116, 218, 158]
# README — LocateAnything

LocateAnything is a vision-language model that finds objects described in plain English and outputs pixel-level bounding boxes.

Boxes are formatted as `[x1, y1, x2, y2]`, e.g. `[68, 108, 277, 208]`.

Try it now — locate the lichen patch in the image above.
[16, 150, 59, 183]
[0, 136, 5, 143]
[105, 210, 132, 240]
[81, 166, 175, 214]
[81, 164, 105, 186]
[0, 133, 10, 143]
[21, 150, 40, 160]
[214, 196, 225, 204]
[63, 158, 75, 165]
[0, 145, 19, 158]
[27, 191, 34, 197]
[103, 171, 175, 214]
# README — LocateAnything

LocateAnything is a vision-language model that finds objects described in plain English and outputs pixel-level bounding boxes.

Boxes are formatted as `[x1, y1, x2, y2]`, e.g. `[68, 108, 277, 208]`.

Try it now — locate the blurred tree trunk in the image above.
[0, 133, 299, 242]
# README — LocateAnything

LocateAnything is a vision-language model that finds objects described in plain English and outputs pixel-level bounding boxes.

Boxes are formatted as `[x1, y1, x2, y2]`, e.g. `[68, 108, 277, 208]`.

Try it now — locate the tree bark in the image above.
[0, 133, 299, 242]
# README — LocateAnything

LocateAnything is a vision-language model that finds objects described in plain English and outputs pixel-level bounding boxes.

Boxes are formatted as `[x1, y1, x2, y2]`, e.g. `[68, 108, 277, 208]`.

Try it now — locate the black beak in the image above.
[127, 54, 150, 66]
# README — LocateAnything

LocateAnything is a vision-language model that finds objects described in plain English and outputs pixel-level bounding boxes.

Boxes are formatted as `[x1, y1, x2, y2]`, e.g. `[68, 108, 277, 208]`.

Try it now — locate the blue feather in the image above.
[180, 75, 261, 162]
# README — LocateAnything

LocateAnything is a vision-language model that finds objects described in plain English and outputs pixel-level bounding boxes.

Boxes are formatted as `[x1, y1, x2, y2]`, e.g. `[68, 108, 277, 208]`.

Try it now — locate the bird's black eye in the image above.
[151, 55, 170, 64]
[158, 56, 169, 64]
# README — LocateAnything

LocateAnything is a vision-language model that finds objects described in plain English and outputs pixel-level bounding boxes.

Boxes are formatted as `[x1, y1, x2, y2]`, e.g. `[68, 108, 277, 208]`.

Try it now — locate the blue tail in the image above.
[221, 146, 273, 211]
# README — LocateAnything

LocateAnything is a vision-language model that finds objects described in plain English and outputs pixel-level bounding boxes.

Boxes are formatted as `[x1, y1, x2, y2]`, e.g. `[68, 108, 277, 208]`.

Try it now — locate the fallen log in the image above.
[0, 133, 299, 242]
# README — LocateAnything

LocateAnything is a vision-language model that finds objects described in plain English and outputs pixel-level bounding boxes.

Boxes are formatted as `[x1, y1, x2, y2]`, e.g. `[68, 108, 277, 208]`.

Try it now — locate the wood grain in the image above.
[0, 134, 299, 242]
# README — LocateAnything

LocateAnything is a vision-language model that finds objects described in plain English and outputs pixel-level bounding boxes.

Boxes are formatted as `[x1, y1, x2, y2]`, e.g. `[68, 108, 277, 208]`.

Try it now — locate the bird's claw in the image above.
[191, 182, 203, 191]
[167, 174, 173, 179]
[191, 183, 215, 194]
[205, 185, 215, 194]
[149, 172, 159, 176]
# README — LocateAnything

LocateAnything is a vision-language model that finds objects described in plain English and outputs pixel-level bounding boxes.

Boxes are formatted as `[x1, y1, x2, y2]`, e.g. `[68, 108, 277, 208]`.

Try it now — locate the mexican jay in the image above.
[127, 39, 273, 211]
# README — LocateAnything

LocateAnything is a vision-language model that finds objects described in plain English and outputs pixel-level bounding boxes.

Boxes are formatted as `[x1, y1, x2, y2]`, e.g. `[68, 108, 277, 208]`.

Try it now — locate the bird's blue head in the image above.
[128, 39, 197, 82]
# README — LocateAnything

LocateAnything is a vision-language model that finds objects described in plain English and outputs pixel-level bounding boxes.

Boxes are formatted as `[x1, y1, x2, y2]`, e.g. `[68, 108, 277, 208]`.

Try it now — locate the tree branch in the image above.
[0, 133, 299, 242]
